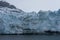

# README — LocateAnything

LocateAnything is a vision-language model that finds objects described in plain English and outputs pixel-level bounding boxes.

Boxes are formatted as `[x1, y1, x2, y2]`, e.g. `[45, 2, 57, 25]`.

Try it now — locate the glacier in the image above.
[0, 1, 60, 34]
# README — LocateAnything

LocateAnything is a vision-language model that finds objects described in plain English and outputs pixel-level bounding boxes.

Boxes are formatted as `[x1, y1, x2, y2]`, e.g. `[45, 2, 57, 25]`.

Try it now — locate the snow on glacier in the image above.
[0, 7, 60, 34]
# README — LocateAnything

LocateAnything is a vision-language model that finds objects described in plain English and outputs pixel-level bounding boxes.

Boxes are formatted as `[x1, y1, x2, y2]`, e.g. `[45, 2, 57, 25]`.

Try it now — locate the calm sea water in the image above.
[0, 35, 60, 40]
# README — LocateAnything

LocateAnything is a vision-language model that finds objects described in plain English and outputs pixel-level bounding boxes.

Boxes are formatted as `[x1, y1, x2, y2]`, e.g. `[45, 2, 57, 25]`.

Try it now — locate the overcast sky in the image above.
[6, 0, 60, 12]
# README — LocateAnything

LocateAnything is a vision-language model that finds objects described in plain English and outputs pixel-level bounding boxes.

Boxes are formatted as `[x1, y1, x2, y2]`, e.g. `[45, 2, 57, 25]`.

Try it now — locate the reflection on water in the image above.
[0, 35, 60, 40]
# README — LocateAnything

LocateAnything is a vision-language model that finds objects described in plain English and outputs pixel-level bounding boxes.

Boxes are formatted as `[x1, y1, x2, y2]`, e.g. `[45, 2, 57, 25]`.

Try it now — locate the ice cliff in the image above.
[0, 1, 60, 34]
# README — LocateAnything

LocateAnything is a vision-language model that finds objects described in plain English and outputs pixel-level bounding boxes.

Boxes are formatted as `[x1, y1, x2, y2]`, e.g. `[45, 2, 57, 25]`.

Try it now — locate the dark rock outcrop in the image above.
[0, 1, 16, 9]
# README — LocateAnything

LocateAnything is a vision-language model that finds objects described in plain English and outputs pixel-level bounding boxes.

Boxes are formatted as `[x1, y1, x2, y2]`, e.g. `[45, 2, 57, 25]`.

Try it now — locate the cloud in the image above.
[6, 0, 60, 12]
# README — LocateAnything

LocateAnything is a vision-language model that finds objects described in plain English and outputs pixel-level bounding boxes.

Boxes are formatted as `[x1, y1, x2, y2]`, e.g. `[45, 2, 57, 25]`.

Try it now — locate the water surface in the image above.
[0, 35, 60, 40]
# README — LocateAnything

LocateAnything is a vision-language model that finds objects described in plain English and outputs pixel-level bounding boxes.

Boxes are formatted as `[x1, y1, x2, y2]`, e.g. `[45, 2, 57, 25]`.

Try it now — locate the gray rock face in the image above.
[0, 1, 16, 9]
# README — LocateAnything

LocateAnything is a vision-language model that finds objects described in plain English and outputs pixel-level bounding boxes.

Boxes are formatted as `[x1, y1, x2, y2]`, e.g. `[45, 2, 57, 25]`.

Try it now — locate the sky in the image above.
[6, 0, 60, 12]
